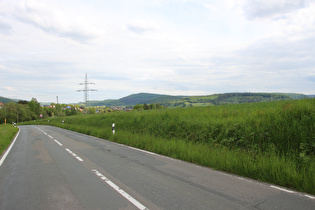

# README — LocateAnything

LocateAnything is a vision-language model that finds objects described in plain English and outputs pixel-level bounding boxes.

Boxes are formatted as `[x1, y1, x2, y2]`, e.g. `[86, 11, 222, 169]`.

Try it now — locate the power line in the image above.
[77, 73, 97, 113]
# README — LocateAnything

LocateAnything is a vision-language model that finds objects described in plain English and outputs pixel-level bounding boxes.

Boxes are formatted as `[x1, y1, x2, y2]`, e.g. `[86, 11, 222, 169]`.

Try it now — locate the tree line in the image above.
[0, 98, 83, 124]
[133, 103, 164, 111]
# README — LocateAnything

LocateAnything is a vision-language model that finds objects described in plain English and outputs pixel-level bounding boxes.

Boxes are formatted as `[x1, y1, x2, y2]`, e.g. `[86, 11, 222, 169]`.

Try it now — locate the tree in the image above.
[143, 103, 150, 110]
[150, 103, 156, 110]
[18, 100, 28, 105]
[88, 107, 96, 114]
[7, 102, 19, 123]
[133, 104, 143, 111]
[55, 104, 62, 117]
[0, 102, 33, 123]
[28, 98, 41, 116]
[43, 106, 55, 117]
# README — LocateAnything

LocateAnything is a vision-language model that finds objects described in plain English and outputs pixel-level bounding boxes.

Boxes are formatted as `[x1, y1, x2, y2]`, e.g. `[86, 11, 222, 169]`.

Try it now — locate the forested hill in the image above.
[170, 93, 292, 108]
[88, 93, 185, 106]
[87, 92, 312, 107]
[120, 93, 185, 105]
[1, 92, 313, 108]
[0, 96, 19, 104]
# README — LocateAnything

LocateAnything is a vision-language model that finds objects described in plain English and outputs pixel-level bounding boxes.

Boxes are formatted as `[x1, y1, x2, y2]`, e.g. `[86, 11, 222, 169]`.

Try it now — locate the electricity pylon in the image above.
[77, 73, 97, 114]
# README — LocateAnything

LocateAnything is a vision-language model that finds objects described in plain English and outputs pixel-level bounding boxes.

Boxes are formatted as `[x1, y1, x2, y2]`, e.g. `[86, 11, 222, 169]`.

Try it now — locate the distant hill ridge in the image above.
[0, 96, 19, 104]
[87, 92, 313, 107]
[1, 92, 314, 107]
[89, 93, 185, 106]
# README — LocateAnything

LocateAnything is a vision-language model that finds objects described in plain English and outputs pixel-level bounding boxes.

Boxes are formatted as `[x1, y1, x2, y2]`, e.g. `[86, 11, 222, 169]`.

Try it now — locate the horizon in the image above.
[1, 0, 315, 103]
[1, 91, 314, 105]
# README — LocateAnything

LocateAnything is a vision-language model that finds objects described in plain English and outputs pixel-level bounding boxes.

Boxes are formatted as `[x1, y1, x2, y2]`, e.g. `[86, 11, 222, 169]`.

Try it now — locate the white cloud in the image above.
[238, 0, 315, 43]
[6, 0, 104, 43]
[127, 19, 159, 35]
[277, 2, 315, 35]
[0, 21, 12, 34]
[4, 87, 17, 91]
[0, 0, 314, 103]
[243, 0, 306, 19]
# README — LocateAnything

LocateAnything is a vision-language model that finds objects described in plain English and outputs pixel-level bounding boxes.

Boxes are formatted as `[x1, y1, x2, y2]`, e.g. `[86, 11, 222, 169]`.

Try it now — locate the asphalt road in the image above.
[0, 125, 314, 210]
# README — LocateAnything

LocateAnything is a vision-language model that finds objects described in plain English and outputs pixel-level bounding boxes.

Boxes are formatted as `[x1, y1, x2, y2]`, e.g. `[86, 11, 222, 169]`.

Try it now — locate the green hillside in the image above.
[0, 96, 19, 104]
[85, 92, 312, 107]
[2, 92, 313, 107]
[88, 93, 185, 107]
[280, 93, 311, 99]
[88, 99, 123, 107]
[164, 92, 293, 107]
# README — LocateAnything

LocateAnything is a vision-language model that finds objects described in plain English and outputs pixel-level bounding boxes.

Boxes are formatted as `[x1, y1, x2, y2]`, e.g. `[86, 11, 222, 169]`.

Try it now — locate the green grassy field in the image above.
[0, 124, 19, 157]
[26, 99, 315, 194]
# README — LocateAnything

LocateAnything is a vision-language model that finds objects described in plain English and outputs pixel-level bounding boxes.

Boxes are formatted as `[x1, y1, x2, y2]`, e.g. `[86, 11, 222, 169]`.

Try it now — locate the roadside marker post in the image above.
[112, 123, 115, 134]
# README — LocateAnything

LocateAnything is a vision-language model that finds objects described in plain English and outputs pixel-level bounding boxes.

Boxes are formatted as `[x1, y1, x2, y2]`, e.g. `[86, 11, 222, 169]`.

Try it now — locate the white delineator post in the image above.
[112, 123, 115, 134]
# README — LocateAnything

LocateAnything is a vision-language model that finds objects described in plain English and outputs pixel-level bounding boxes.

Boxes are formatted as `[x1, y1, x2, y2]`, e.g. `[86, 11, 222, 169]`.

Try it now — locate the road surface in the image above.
[0, 125, 314, 209]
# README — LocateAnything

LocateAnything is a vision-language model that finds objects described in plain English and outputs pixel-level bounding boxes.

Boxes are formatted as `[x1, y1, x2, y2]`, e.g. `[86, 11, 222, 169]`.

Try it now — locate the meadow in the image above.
[0, 124, 19, 157]
[27, 99, 315, 194]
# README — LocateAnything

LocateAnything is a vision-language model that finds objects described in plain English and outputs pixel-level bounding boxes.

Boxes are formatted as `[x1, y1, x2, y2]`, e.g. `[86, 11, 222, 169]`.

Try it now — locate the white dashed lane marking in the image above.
[35, 127, 148, 208]
[36, 126, 82, 161]
[54, 139, 63, 146]
[65, 148, 84, 162]
[92, 169, 148, 210]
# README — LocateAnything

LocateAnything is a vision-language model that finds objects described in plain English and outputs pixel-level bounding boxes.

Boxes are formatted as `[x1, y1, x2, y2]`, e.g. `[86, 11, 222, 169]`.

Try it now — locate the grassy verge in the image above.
[25, 99, 315, 194]
[0, 124, 19, 157]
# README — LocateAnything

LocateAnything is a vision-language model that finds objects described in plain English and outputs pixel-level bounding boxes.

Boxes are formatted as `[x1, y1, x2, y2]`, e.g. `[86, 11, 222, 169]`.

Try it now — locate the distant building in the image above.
[42, 105, 55, 108]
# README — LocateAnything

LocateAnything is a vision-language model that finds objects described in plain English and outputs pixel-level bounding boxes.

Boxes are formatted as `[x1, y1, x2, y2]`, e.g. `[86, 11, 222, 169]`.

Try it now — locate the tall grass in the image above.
[0, 124, 19, 156]
[28, 99, 315, 194]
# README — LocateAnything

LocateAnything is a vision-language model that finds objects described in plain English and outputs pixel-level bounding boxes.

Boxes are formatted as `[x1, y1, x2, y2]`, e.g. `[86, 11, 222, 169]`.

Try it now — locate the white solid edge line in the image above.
[270, 185, 295, 193]
[92, 169, 148, 210]
[270, 185, 315, 200]
[304, 194, 315, 200]
[0, 128, 20, 167]
[127, 146, 157, 156]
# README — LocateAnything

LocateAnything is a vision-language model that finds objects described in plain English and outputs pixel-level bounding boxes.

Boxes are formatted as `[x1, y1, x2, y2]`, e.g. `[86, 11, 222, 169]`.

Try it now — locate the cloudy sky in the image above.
[1, 0, 315, 103]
